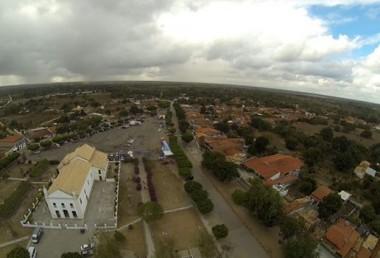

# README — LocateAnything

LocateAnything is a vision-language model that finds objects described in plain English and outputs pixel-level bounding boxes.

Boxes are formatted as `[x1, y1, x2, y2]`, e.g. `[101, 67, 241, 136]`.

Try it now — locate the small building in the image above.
[203, 137, 246, 164]
[338, 191, 352, 202]
[27, 127, 55, 141]
[43, 144, 109, 219]
[242, 154, 303, 188]
[0, 134, 27, 154]
[354, 161, 377, 179]
[311, 185, 333, 205]
[325, 219, 360, 258]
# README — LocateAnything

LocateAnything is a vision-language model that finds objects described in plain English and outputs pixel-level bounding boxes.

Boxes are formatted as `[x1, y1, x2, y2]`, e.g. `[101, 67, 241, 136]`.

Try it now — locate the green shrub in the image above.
[7, 246, 29, 258]
[30, 159, 49, 178]
[197, 198, 214, 214]
[27, 143, 40, 151]
[184, 181, 203, 193]
[114, 231, 126, 242]
[212, 224, 229, 239]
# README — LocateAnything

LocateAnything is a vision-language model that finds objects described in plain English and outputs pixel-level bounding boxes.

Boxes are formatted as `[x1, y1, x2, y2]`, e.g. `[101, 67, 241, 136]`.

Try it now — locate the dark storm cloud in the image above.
[0, 0, 192, 82]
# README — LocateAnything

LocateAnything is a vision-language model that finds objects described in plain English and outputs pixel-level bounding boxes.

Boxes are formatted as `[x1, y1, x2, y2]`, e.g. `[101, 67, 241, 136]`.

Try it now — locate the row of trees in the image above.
[169, 136, 193, 179]
[173, 102, 194, 143]
[184, 181, 214, 214]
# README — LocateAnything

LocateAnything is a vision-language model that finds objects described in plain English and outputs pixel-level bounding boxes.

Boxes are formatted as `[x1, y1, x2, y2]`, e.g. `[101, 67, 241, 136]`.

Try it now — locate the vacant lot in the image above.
[256, 131, 287, 153]
[119, 222, 146, 258]
[150, 208, 207, 251]
[0, 184, 35, 243]
[118, 162, 141, 226]
[0, 181, 20, 203]
[0, 241, 28, 258]
[3, 163, 32, 178]
[148, 160, 191, 210]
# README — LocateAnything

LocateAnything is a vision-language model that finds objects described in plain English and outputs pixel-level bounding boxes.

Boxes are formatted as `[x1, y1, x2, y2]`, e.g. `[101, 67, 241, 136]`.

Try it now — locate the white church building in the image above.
[43, 144, 109, 219]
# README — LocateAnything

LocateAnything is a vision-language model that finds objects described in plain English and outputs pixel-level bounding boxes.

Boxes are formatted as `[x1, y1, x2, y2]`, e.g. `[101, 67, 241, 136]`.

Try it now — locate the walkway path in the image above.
[138, 157, 156, 258]
[0, 236, 29, 248]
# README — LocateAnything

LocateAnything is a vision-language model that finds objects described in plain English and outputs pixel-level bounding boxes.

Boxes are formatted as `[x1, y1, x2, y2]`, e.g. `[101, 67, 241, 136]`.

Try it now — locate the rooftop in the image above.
[311, 185, 333, 202]
[243, 154, 303, 179]
[0, 134, 24, 144]
[325, 219, 360, 258]
[48, 144, 108, 195]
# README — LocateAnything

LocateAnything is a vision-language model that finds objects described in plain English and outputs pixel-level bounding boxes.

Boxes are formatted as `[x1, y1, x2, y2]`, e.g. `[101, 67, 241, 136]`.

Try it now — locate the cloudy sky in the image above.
[1, 0, 380, 103]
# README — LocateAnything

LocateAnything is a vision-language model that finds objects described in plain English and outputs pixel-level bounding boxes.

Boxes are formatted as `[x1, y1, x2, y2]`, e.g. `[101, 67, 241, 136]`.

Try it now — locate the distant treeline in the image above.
[1, 81, 380, 123]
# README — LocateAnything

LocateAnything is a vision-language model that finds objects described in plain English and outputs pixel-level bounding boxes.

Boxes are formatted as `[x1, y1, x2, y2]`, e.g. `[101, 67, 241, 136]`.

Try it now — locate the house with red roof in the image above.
[0, 133, 27, 155]
[324, 219, 360, 258]
[242, 154, 303, 188]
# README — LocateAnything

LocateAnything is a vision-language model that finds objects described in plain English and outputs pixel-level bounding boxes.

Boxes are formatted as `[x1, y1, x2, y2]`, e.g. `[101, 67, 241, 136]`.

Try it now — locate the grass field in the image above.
[0, 241, 28, 258]
[150, 208, 207, 252]
[149, 160, 191, 210]
[118, 162, 141, 226]
[119, 222, 146, 257]
[0, 183, 35, 243]
[0, 181, 20, 204]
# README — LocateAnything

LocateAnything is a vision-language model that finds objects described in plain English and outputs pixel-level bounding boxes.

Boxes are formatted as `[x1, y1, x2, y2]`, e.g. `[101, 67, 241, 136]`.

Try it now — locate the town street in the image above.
[171, 104, 269, 258]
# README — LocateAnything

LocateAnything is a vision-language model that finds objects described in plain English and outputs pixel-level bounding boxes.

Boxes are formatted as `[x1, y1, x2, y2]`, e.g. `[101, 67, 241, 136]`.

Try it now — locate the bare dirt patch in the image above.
[119, 222, 147, 258]
[118, 162, 141, 226]
[150, 208, 206, 251]
[148, 160, 191, 210]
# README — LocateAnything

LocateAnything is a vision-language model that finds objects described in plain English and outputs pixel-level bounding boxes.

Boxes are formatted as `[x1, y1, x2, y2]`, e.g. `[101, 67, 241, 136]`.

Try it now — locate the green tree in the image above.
[40, 140, 52, 149]
[27, 143, 40, 151]
[181, 131, 194, 143]
[360, 204, 377, 224]
[251, 117, 271, 131]
[184, 181, 203, 193]
[197, 198, 214, 214]
[232, 189, 249, 206]
[212, 224, 229, 239]
[369, 219, 380, 235]
[303, 147, 322, 167]
[246, 179, 283, 226]
[285, 137, 298, 150]
[7, 247, 29, 258]
[280, 216, 305, 239]
[318, 193, 343, 219]
[202, 151, 238, 181]
[320, 127, 334, 141]
[138, 202, 163, 222]
[297, 177, 316, 195]
[249, 136, 269, 155]
[283, 235, 318, 258]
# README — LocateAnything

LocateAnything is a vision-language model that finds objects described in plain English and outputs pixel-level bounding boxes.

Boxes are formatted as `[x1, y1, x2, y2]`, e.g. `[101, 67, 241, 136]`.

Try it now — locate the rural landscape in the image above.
[0, 82, 379, 258]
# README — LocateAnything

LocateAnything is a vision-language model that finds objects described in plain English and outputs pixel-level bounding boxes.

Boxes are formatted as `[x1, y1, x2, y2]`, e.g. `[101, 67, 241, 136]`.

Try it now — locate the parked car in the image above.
[31, 227, 43, 244]
[80, 243, 95, 256]
[28, 246, 37, 258]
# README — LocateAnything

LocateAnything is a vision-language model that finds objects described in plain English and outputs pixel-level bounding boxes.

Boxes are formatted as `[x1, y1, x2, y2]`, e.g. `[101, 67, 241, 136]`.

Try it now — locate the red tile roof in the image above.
[205, 137, 245, 157]
[357, 247, 371, 258]
[311, 185, 333, 202]
[265, 175, 298, 186]
[243, 154, 303, 179]
[325, 219, 360, 258]
[0, 134, 24, 144]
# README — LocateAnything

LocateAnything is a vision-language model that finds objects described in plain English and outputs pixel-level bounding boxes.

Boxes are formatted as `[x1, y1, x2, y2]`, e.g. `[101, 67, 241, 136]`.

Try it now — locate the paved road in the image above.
[171, 103, 269, 258]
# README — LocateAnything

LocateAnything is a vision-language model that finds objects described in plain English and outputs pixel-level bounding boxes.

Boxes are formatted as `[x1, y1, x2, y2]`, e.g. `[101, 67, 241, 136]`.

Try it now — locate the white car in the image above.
[28, 246, 37, 258]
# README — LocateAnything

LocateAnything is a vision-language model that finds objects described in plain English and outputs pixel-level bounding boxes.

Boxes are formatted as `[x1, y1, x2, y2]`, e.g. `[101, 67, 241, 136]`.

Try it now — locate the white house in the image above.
[43, 144, 109, 219]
